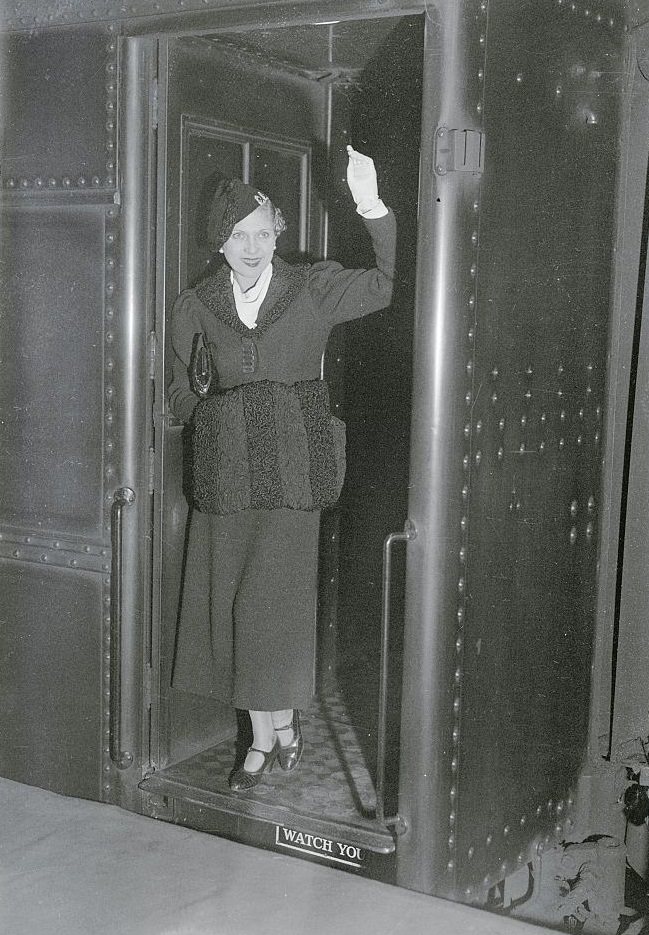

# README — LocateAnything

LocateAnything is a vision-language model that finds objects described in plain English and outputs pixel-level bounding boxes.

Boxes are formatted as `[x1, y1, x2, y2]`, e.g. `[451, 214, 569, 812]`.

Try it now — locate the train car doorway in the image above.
[141, 15, 426, 879]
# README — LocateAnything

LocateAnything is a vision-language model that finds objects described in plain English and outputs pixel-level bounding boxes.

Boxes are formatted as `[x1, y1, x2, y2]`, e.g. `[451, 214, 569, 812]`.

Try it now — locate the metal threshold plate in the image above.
[140, 696, 395, 855]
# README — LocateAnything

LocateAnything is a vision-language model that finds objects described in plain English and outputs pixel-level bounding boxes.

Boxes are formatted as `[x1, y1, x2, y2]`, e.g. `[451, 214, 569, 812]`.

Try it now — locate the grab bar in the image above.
[109, 486, 136, 770]
[377, 518, 417, 828]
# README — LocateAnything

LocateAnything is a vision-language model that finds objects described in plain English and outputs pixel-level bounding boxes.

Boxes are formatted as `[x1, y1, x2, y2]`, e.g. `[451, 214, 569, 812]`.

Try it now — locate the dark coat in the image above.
[169, 210, 397, 707]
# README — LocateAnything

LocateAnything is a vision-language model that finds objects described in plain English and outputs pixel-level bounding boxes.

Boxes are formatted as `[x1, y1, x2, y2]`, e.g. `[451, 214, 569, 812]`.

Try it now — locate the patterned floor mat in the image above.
[158, 693, 382, 829]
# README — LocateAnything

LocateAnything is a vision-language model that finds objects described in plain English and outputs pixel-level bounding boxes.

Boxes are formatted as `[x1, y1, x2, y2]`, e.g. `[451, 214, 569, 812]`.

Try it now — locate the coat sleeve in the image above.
[307, 209, 396, 325]
[168, 290, 202, 424]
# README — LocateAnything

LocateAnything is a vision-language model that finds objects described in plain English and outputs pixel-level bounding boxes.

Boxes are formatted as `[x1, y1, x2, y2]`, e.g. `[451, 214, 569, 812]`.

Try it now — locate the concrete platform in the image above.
[0, 777, 561, 935]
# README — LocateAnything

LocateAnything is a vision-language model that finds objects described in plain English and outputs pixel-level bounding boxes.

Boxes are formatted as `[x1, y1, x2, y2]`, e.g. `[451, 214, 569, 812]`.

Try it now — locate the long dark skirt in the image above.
[172, 507, 320, 710]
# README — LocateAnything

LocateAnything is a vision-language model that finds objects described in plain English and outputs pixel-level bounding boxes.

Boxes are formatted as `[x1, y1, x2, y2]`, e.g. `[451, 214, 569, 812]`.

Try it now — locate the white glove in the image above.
[346, 145, 387, 217]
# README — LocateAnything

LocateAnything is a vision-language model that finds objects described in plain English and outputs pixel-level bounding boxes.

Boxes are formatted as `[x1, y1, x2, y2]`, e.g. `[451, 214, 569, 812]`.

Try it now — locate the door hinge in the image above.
[148, 330, 157, 380]
[148, 446, 155, 496]
[151, 77, 159, 130]
[434, 127, 485, 176]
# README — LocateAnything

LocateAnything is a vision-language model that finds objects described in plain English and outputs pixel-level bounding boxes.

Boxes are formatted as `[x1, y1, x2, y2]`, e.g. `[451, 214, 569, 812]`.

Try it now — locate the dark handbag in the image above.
[189, 332, 215, 398]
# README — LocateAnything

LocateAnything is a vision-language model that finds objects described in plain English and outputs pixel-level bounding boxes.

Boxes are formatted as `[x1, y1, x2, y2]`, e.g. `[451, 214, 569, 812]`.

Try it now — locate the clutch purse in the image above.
[189, 332, 215, 398]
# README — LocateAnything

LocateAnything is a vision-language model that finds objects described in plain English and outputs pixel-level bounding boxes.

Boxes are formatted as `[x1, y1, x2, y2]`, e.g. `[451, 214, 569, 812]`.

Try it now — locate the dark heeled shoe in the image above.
[229, 739, 279, 792]
[276, 710, 304, 773]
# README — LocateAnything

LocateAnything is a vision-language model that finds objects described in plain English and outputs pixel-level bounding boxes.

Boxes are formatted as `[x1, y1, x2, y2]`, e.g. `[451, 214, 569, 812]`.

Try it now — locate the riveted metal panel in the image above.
[456, 0, 625, 897]
[0, 561, 104, 798]
[0, 206, 110, 538]
[1, 27, 118, 192]
[398, 0, 626, 900]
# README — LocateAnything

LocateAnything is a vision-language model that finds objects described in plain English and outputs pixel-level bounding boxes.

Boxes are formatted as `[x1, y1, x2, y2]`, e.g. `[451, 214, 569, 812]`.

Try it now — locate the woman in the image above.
[169, 146, 396, 792]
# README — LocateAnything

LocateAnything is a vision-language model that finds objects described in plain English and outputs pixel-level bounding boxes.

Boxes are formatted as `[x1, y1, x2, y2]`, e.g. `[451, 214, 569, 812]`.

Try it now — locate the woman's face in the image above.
[220, 204, 277, 289]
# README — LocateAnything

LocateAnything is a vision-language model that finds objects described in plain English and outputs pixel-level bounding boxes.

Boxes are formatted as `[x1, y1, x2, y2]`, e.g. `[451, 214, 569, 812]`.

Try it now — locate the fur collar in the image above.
[194, 256, 310, 337]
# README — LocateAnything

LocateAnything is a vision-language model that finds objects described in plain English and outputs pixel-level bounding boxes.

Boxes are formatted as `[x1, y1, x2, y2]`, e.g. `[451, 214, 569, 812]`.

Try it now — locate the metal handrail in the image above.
[109, 486, 136, 770]
[376, 518, 417, 827]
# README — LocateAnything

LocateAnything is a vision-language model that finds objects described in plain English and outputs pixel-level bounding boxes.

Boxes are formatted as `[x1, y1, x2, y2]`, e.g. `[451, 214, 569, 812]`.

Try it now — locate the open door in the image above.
[141, 12, 426, 877]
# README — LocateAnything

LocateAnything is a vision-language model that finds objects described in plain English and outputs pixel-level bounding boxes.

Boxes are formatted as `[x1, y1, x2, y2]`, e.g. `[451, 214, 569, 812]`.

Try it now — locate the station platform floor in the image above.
[0, 776, 558, 935]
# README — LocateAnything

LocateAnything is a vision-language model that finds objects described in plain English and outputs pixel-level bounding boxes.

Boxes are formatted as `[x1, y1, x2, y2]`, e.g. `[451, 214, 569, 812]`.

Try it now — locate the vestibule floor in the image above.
[159, 692, 382, 830]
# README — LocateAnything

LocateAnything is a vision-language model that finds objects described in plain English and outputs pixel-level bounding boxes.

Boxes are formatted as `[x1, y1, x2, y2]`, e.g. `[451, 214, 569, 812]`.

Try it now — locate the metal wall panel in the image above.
[1, 28, 118, 192]
[0, 207, 106, 537]
[0, 562, 103, 798]
[398, 0, 625, 900]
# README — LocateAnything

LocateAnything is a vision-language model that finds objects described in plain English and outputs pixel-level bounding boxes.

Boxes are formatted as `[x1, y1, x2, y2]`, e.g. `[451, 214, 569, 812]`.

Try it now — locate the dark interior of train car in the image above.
[146, 15, 425, 863]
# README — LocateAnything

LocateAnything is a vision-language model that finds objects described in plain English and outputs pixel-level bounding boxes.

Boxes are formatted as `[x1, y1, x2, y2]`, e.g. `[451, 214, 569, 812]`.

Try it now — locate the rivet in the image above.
[34, 177, 43, 188]
[504, 825, 510, 836]
[465, 392, 472, 406]
[476, 101, 483, 115]
[541, 412, 547, 424]
[479, 33, 485, 46]
[466, 360, 473, 375]
[471, 231, 478, 246]
[454, 666, 461, 682]
[460, 516, 467, 532]
[476, 420, 483, 433]
[106, 358, 114, 371]
[459, 547, 466, 563]
[536, 805, 543, 817]
[468, 327, 475, 341]
[468, 294, 475, 309]
[520, 815, 526, 826]
[13, 549, 21, 558]
[463, 454, 470, 470]
[559, 437, 565, 449]
[570, 500, 578, 516]
[20, 178, 30, 189]
[455, 636, 463, 652]
[453, 697, 461, 713]
[570, 526, 577, 545]
[491, 392, 498, 404]
[594, 431, 600, 444]
[468, 846, 475, 859]
[470, 264, 477, 277]
[520, 414, 527, 428]
[462, 485, 469, 501]
[491, 367, 499, 379]
[62, 177, 71, 188]
[588, 496, 595, 512]
[524, 390, 532, 400]
[452, 727, 459, 742]
[450, 785, 457, 800]
[478, 68, 484, 81]
[464, 423, 471, 438]
[451, 756, 458, 771]
[106, 306, 114, 320]
[475, 450, 482, 466]
[586, 522, 594, 539]
[457, 607, 464, 624]
[516, 72, 524, 83]
[78, 176, 87, 187]
[40, 553, 48, 562]
[70, 559, 78, 567]
[473, 200, 479, 212]
[577, 435, 582, 445]
[560, 410, 566, 422]
[447, 860, 455, 871]
[499, 417, 505, 432]
[519, 443, 526, 454]
[586, 385, 592, 395]
[498, 447, 504, 461]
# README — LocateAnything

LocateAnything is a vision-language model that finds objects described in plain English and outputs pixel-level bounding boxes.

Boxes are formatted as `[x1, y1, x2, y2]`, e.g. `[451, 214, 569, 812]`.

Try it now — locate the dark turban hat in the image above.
[207, 178, 270, 250]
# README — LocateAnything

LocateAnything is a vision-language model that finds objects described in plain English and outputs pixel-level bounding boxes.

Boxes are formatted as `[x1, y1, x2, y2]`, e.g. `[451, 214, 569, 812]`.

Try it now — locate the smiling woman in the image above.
[167, 148, 396, 792]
